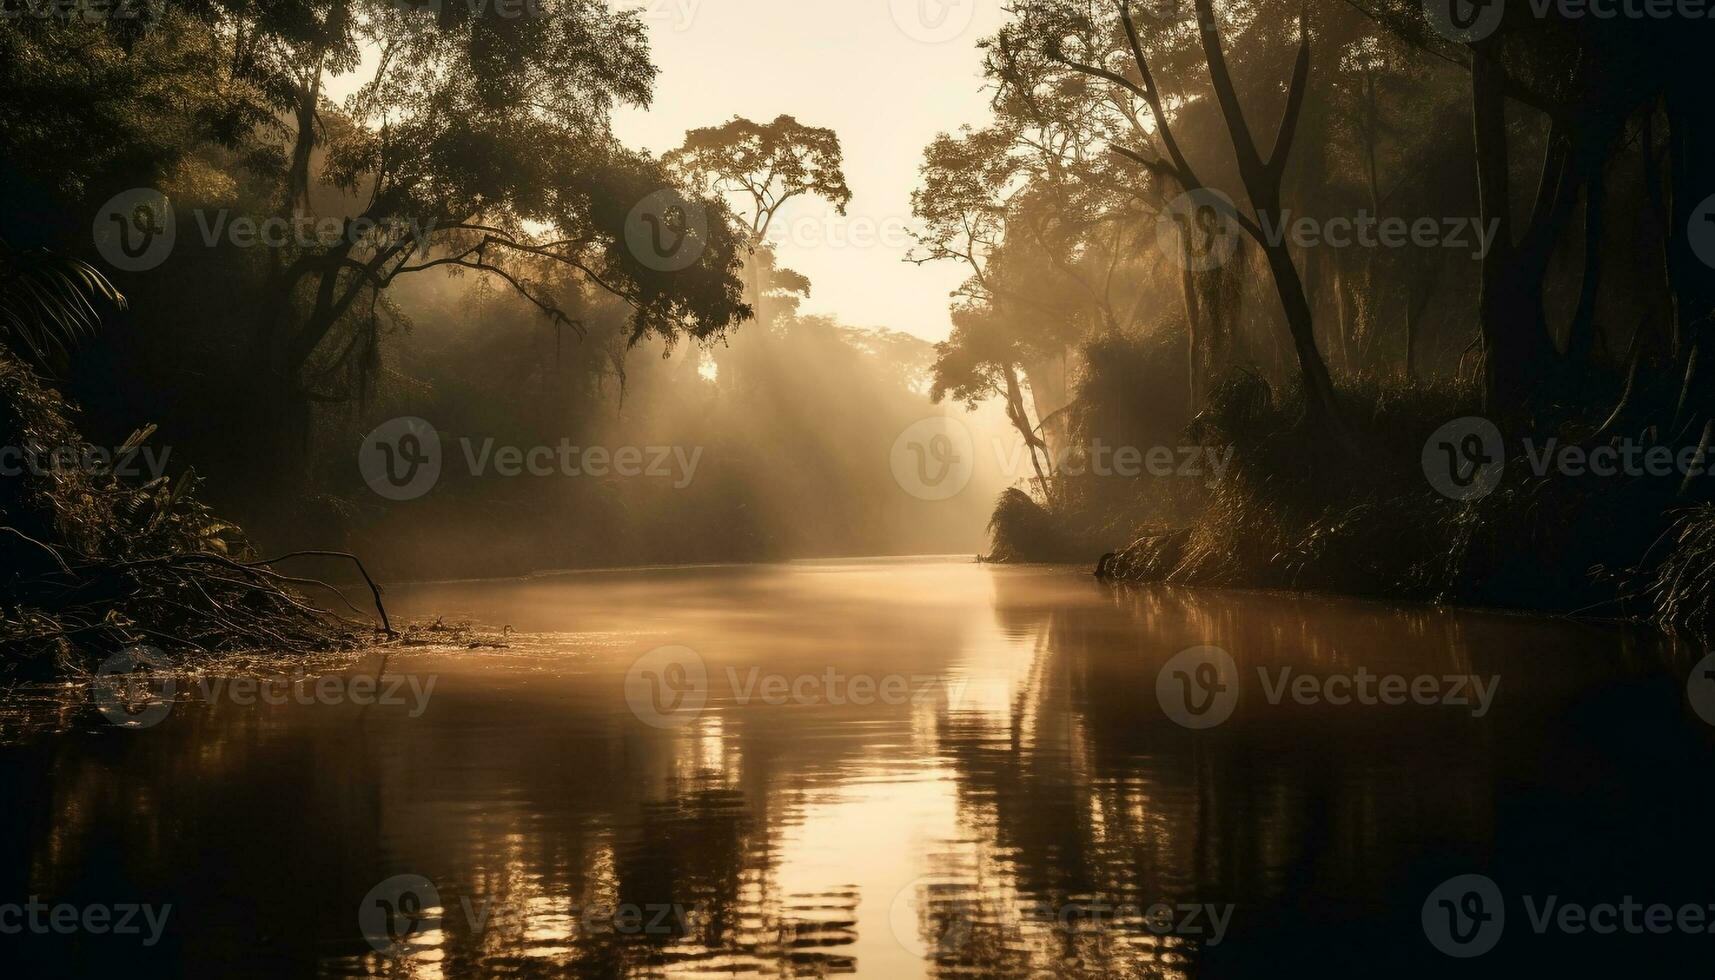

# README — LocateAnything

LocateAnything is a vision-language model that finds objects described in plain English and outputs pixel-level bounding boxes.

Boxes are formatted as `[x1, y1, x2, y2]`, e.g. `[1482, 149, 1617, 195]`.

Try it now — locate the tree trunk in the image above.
[1566, 159, 1606, 367]
[1472, 51, 1558, 418]
[1180, 264, 1202, 412]
[1260, 233, 1343, 430]
[1189, 0, 1344, 435]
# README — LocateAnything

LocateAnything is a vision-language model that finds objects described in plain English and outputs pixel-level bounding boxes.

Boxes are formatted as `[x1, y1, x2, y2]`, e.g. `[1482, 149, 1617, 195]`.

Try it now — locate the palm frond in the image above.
[0, 240, 126, 370]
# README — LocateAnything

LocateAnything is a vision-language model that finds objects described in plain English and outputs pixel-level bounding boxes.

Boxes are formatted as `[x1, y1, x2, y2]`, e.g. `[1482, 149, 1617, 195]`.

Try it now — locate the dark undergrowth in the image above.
[0, 353, 388, 680]
[992, 367, 1715, 641]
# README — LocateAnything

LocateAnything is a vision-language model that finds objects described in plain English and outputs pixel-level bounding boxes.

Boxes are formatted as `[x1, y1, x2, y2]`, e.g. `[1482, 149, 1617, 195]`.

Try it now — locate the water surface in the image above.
[3, 558, 1714, 977]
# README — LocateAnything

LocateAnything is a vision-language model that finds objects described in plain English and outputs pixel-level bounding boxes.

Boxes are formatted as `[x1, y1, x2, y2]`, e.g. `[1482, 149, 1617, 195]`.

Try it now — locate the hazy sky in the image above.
[612, 0, 1004, 341]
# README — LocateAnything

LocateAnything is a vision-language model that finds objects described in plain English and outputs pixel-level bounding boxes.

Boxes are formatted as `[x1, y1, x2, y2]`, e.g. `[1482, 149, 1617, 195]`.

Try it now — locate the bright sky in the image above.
[611, 0, 1004, 341]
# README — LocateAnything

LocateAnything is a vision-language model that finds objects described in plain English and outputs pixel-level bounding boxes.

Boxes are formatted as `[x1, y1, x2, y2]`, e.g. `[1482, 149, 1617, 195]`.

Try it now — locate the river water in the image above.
[3, 558, 1715, 977]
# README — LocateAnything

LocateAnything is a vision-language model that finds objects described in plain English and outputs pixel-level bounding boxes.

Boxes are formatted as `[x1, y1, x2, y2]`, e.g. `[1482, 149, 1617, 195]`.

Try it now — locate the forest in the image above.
[9, 4, 1715, 979]
[1, 0, 1713, 671]
[915, 0, 1715, 638]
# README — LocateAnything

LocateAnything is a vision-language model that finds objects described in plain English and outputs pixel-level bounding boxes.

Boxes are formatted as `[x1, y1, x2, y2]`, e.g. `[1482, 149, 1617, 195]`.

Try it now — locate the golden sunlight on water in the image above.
[2, 558, 1710, 978]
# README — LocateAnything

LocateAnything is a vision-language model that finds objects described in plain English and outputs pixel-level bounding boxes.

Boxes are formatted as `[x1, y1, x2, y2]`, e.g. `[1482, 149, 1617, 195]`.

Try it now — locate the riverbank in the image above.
[0, 353, 385, 678]
[1001, 373, 1715, 642]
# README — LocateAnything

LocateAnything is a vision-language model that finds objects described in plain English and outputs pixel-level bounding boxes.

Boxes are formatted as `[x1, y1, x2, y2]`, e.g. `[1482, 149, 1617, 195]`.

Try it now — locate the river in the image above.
[3, 558, 1714, 977]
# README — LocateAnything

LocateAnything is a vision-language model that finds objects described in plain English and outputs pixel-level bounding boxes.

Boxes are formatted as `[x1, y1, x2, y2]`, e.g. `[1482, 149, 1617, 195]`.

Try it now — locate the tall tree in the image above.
[666, 115, 852, 329]
[1048, 0, 1346, 434]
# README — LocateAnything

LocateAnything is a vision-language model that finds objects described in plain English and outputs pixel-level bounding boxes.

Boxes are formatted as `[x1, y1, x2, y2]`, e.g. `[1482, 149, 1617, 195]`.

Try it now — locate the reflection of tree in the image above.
[910, 571, 1697, 978]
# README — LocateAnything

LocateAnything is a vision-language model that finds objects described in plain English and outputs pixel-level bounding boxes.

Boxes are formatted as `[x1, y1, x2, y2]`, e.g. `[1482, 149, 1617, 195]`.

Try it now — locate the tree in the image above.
[230, 1, 754, 447]
[932, 304, 1056, 492]
[1046, 0, 1346, 435]
[666, 114, 852, 328]
[909, 129, 1094, 480]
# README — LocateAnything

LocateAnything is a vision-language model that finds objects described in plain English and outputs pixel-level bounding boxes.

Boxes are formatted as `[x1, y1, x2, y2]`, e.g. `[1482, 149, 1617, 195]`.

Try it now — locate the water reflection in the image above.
[1, 560, 1711, 977]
